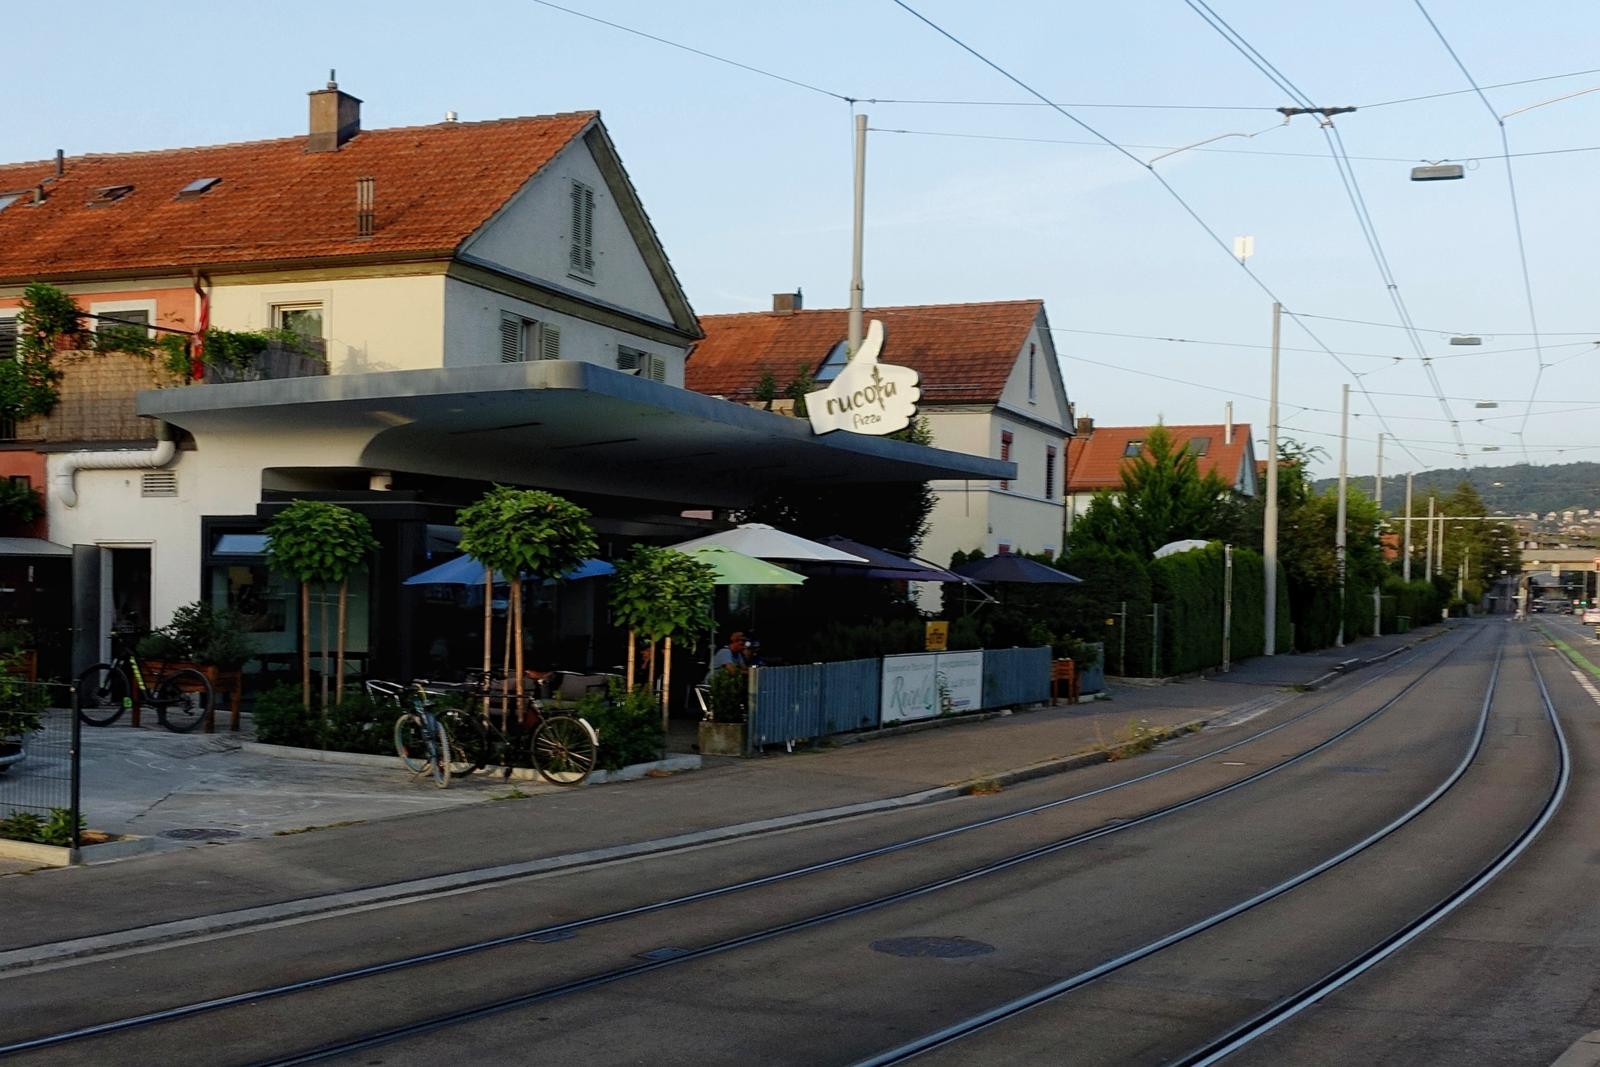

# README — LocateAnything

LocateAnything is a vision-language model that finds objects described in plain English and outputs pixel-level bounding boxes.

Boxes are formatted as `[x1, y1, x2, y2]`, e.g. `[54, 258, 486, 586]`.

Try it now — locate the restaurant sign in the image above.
[880, 650, 984, 724]
[806, 319, 921, 436]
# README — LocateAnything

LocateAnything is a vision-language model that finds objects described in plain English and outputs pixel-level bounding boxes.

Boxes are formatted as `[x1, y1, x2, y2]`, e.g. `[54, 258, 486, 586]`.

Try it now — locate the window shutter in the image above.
[0, 318, 16, 361]
[1000, 430, 1013, 490]
[616, 349, 640, 372]
[540, 323, 561, 361]
[570, 180, 595, 274]
[648, 355, 666, 382]
[499, 313, 524, 363]
[581, 185, 595, 273]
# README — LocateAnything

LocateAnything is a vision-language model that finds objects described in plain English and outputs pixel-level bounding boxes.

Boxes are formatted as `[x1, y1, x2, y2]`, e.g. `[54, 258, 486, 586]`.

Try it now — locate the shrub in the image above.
[251, 683, 321, 748]
[707, 668, 748, 723]
[0, 655, 47, 738]
[575, 682, 663, 770]
[0, 807, 81, 845]
[136, 601, 253, 669]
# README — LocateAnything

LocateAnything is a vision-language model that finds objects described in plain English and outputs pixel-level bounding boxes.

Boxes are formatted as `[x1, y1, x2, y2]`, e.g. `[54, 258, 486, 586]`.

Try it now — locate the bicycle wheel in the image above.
[75, 664, 130, 727]
[395, 712, 433, 776]
[532, 715, 599, 785]
[427, 717, 451, 789]
[154, 669, 213, 733]
[440, 711, 481, 777]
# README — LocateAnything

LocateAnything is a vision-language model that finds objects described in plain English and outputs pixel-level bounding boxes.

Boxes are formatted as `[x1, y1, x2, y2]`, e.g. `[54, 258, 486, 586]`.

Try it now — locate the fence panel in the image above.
[750, 658, 881, 750]
[0, 683, 79, 854]
[981, 646, 1052, 709]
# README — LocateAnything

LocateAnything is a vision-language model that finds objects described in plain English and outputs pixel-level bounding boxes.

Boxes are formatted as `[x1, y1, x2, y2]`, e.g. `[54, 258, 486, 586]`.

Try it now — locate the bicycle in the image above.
[408, 670, 600, 786]
[368, 680, 454, 789]
[76, 632, 215, 733]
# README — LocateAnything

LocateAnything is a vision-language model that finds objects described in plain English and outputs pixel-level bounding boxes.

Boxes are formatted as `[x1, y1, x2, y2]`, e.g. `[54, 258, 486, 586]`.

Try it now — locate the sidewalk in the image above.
[0, 623, 1458, 953]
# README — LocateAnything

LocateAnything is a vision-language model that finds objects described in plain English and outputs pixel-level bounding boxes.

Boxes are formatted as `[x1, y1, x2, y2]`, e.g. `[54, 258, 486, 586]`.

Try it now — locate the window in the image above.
[0, 313, 17, 360]
[815, 339, 849, 384]
[176, 177, 221, 199]
[87, 184, 133, 205]
[96, 308, 150, 340]
[274, 303, 325, 344]
[568, 179, 595, 277]
[617, 347, 666, 382]
[1027, 342, 1037, 402]
[0, 194, 20, 214]
[1045, 445, 1057, 500]
[1000, 430, 1013, 490]
[1187, 436, 1211, 456]
[1123, 440, 1143, 458]
[499, 311, 561, 363]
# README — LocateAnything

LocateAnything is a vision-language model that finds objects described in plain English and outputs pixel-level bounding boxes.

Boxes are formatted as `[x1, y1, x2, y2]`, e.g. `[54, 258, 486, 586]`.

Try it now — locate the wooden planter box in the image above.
[698, 721, 747, 757]
[139, 661, 243, 733]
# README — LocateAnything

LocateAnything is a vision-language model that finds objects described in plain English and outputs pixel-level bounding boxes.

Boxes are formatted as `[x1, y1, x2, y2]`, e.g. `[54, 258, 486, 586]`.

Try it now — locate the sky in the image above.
[7, 0, 1600, 481]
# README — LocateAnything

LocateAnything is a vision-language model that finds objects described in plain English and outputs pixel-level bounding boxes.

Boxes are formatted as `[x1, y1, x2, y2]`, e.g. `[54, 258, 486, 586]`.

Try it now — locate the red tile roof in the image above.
[1066, 423, 1254, 492]
[686, 300, 1042, 404]
[0, 113, 597, 281]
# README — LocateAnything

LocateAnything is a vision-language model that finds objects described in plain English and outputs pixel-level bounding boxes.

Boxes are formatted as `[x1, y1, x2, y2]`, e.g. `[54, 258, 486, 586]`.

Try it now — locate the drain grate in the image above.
[871, 936, 996, 959]
[160, 827, 243, 841]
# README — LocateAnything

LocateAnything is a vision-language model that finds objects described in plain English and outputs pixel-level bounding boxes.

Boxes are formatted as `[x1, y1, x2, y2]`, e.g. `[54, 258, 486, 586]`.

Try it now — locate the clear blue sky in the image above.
[10, 0, 1600, 482]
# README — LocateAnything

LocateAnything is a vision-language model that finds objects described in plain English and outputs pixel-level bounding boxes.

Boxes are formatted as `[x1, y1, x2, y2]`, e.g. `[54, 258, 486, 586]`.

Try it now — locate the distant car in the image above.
[1582, 608, 1600, 624]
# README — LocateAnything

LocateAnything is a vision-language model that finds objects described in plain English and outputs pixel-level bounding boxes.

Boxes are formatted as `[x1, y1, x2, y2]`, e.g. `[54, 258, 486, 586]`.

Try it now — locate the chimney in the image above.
[308, 70, 362, 152]
[1224, 402, 1234, 444]
[772, 289, 803, 314]
[1075, 416, 1094, 437]
[54, 149, 63, 178]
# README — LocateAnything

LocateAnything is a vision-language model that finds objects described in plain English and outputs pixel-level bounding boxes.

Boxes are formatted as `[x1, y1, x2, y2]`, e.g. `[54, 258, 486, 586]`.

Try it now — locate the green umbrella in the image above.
[675, 545, 807, 586]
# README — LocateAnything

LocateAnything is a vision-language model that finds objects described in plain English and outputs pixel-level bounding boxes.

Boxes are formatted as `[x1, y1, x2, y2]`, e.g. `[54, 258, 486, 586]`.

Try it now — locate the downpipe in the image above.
[53, 422, 176, 508]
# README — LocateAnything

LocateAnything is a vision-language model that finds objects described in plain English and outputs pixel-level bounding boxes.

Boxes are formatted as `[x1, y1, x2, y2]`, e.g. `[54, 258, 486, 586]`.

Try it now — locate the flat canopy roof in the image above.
[139, 361, 1013, 508]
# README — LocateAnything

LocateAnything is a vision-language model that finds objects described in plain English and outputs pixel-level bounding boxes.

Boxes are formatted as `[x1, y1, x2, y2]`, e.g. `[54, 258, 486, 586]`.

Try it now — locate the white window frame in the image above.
[89, 298, 158, 339]
[271, 301, 326, 340]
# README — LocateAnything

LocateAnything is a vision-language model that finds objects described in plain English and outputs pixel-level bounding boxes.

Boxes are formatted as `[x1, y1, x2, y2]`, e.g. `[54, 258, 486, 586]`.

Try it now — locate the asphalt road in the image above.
[1, 620, 1592, 1065]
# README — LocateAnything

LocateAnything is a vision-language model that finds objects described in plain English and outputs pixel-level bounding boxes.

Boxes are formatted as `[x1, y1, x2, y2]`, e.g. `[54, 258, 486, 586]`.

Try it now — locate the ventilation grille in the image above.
[141, 471, 178, 498]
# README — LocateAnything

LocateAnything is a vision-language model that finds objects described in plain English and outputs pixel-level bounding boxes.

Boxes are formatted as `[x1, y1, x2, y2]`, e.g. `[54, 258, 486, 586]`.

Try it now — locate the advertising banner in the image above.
[880, 651, 986, 723]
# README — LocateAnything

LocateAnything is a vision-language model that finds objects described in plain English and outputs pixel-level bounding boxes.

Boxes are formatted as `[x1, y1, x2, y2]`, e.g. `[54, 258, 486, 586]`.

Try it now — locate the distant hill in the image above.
[1310, 461, 1600, 517]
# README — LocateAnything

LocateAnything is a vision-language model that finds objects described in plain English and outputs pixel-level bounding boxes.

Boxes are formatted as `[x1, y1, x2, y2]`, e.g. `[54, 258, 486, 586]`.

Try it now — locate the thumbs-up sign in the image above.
[806, 319, 921, 435]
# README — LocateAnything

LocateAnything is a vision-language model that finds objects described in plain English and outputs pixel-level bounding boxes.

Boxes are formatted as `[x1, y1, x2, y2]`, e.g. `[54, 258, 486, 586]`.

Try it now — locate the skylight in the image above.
[87, 184, 133, 205]
[176, 177, 221, 199]
[0, 194, 19, 213]
[815, 339, 849, 384]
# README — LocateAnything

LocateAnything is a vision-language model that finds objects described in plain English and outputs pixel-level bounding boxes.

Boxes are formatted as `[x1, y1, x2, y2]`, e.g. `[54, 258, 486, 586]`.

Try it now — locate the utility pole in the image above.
[1375, 433, 1384, 511]
[1336, 383, 1349, 648]
[1425, 497, 1436, 581]
[1403, 472, 1414, 581]
[1263, 302, 1281, 656]
[1222, 544, 1234, 672]
[847, 113, 867, 356]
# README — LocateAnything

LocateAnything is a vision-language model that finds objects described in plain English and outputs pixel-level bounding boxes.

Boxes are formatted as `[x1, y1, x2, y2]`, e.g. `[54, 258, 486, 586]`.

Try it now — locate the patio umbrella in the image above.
[951, 555, 1083, 585]
[798, 535, 970, 582]
[669, 523, 867, 564]
[403, 554, 615, 586]
[1153, 539, 1212, 559]
[675, 545, 806, 586]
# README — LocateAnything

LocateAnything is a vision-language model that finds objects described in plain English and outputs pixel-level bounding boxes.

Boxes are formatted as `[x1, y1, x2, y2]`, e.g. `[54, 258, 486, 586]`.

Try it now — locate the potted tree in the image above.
[700, 666, 749, 756]
[608, 545, 716, 753]
[136, 602, 254, 730]
[0, 653, 47, 771]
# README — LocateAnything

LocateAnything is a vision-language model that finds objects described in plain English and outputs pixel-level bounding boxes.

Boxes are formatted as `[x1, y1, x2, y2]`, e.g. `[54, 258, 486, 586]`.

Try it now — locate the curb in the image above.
[1552, 1031, 1600, 1067]
[239, 741, 701, 784]
[0, 835, 157, 869]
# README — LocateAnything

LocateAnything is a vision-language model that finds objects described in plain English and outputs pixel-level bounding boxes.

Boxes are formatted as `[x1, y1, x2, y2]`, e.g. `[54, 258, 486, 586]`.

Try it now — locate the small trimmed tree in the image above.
[265, 501, 379, 717]
[609, 546, 717, 741]
[457, 487, 597, 711]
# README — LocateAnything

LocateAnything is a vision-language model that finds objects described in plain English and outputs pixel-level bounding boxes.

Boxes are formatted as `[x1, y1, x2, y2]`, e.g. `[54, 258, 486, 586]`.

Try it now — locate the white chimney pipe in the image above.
[54, 423, 176, 508]
[1225, 402, 1234, 445]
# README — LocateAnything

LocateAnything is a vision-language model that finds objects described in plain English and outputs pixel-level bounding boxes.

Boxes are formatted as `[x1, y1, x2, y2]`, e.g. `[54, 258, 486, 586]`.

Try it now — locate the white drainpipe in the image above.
[54, 423, 176, 508]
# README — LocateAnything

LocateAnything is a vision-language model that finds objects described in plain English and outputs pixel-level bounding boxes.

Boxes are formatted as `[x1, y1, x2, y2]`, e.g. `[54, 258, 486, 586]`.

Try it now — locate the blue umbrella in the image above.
[404, 555, 615, 586]
[951, 555, 1082, 585]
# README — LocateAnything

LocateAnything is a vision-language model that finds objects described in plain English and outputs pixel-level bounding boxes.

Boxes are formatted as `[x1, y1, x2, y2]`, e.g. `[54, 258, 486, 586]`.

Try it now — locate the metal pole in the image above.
[848, 112, 867, 356]
[1403, 473, 1414, 582]
[1263, 302, 1281, 656]
[1374, 585, 1382, 636]
[69, 685, 81, 865]
[1118, 601, 1127, 676]
[1222, 544, 1233, 672]
[1336, 383, 1349, 648]
[1151, 603, 1160, 677]
[1425, 497, 1435, 581]
[1375, 433, 1384, 512]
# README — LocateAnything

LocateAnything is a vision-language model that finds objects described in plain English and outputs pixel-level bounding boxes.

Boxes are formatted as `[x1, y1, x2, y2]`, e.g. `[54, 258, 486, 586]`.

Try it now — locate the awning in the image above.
[0, 538, 73, 558]
[138, 361, 1014, 509]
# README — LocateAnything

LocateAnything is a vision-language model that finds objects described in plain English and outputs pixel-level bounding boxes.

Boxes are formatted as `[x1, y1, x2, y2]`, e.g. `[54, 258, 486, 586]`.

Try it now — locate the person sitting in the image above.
[707, 631, 747, 682]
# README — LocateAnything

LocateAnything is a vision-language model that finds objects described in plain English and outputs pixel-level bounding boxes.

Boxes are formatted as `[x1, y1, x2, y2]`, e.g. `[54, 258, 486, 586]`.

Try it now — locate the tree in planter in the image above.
[609, 545, 717, 740]
[457, 488, 596, 713]
[264, 501, 379, 717]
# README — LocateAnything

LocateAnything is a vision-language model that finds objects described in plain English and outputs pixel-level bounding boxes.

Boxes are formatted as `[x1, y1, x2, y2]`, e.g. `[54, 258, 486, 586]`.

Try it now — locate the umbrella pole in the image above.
[660, 635, 672, 758]
[513, 580, 524, 717]
[482, 572, 492, 718]
[626, 629, 636, 691]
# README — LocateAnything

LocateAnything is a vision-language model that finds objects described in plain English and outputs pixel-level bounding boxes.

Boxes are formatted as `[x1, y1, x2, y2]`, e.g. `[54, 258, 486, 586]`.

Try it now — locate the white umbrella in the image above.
[669, 523, 867, 564]
[1153, 539, 1213, 559]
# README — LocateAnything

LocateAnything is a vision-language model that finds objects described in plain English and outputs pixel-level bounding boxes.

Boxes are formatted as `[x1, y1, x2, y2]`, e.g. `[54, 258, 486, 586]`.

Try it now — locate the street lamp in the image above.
[1412, 163, 1465, 181]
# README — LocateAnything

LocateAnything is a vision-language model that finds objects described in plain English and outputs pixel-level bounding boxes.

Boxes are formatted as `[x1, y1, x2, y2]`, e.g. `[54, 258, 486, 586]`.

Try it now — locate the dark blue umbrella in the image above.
[404, 555, 615, 586]
[951, 555, 1082, 585]
[800, 535, 970, 582]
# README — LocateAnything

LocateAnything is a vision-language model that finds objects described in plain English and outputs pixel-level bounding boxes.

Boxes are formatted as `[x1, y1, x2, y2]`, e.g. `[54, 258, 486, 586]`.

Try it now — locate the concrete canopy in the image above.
[139, 361, 1014, 509]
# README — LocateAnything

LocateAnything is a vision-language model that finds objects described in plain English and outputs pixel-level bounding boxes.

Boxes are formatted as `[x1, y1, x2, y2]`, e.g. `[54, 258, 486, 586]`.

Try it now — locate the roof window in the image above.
[1123, 440, 1143, 457]
[0, 194, 20, 213]
[815, 339, 849, 384]
[175, 177, 221, 199]
[87, 184, 133, 205]
[1187, 436, 1211, 456]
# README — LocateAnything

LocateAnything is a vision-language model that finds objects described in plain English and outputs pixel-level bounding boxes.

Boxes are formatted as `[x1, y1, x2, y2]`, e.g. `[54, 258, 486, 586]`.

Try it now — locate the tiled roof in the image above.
[0, 113, 596, 281]
[686, 300, 1042, 404]
[1066, 423, 1253, 492]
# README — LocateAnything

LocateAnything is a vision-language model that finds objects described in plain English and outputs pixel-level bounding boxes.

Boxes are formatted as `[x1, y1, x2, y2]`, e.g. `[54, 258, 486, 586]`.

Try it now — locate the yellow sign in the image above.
[924, 621, 949, 652]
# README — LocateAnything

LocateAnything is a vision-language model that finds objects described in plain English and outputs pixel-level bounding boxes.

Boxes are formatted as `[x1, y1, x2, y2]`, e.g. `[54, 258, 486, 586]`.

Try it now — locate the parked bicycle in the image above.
[76, 632, 215, 733]
[368, 680, 455, 789]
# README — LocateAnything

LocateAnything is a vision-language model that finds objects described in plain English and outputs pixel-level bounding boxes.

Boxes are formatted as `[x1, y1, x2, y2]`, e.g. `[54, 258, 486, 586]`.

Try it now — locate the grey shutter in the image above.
[0, 318, 16, 360]
[499, 313, 524, 363]
[569, 182, 586, 272]
[581, 185, 595, 273]
[647, 354, 666, 382]
[616, 348, 640, 372]
[540, 323, 561, 361]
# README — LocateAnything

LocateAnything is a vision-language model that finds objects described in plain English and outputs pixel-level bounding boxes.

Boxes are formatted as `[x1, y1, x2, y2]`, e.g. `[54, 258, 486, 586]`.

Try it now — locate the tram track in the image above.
[0, 625, 1486, 1063]
[852, 627, 1568, 1066]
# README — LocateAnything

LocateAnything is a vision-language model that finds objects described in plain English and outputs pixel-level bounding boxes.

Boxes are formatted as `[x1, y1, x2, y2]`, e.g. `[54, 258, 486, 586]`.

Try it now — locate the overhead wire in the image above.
[885, 0, 1428, 469]
[1410, 0, 1549, 465]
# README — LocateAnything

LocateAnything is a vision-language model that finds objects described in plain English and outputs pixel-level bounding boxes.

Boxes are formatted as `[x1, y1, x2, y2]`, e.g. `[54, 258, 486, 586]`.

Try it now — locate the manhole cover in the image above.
[871, 936, 995, 959]
[160, 827, 243, 841]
